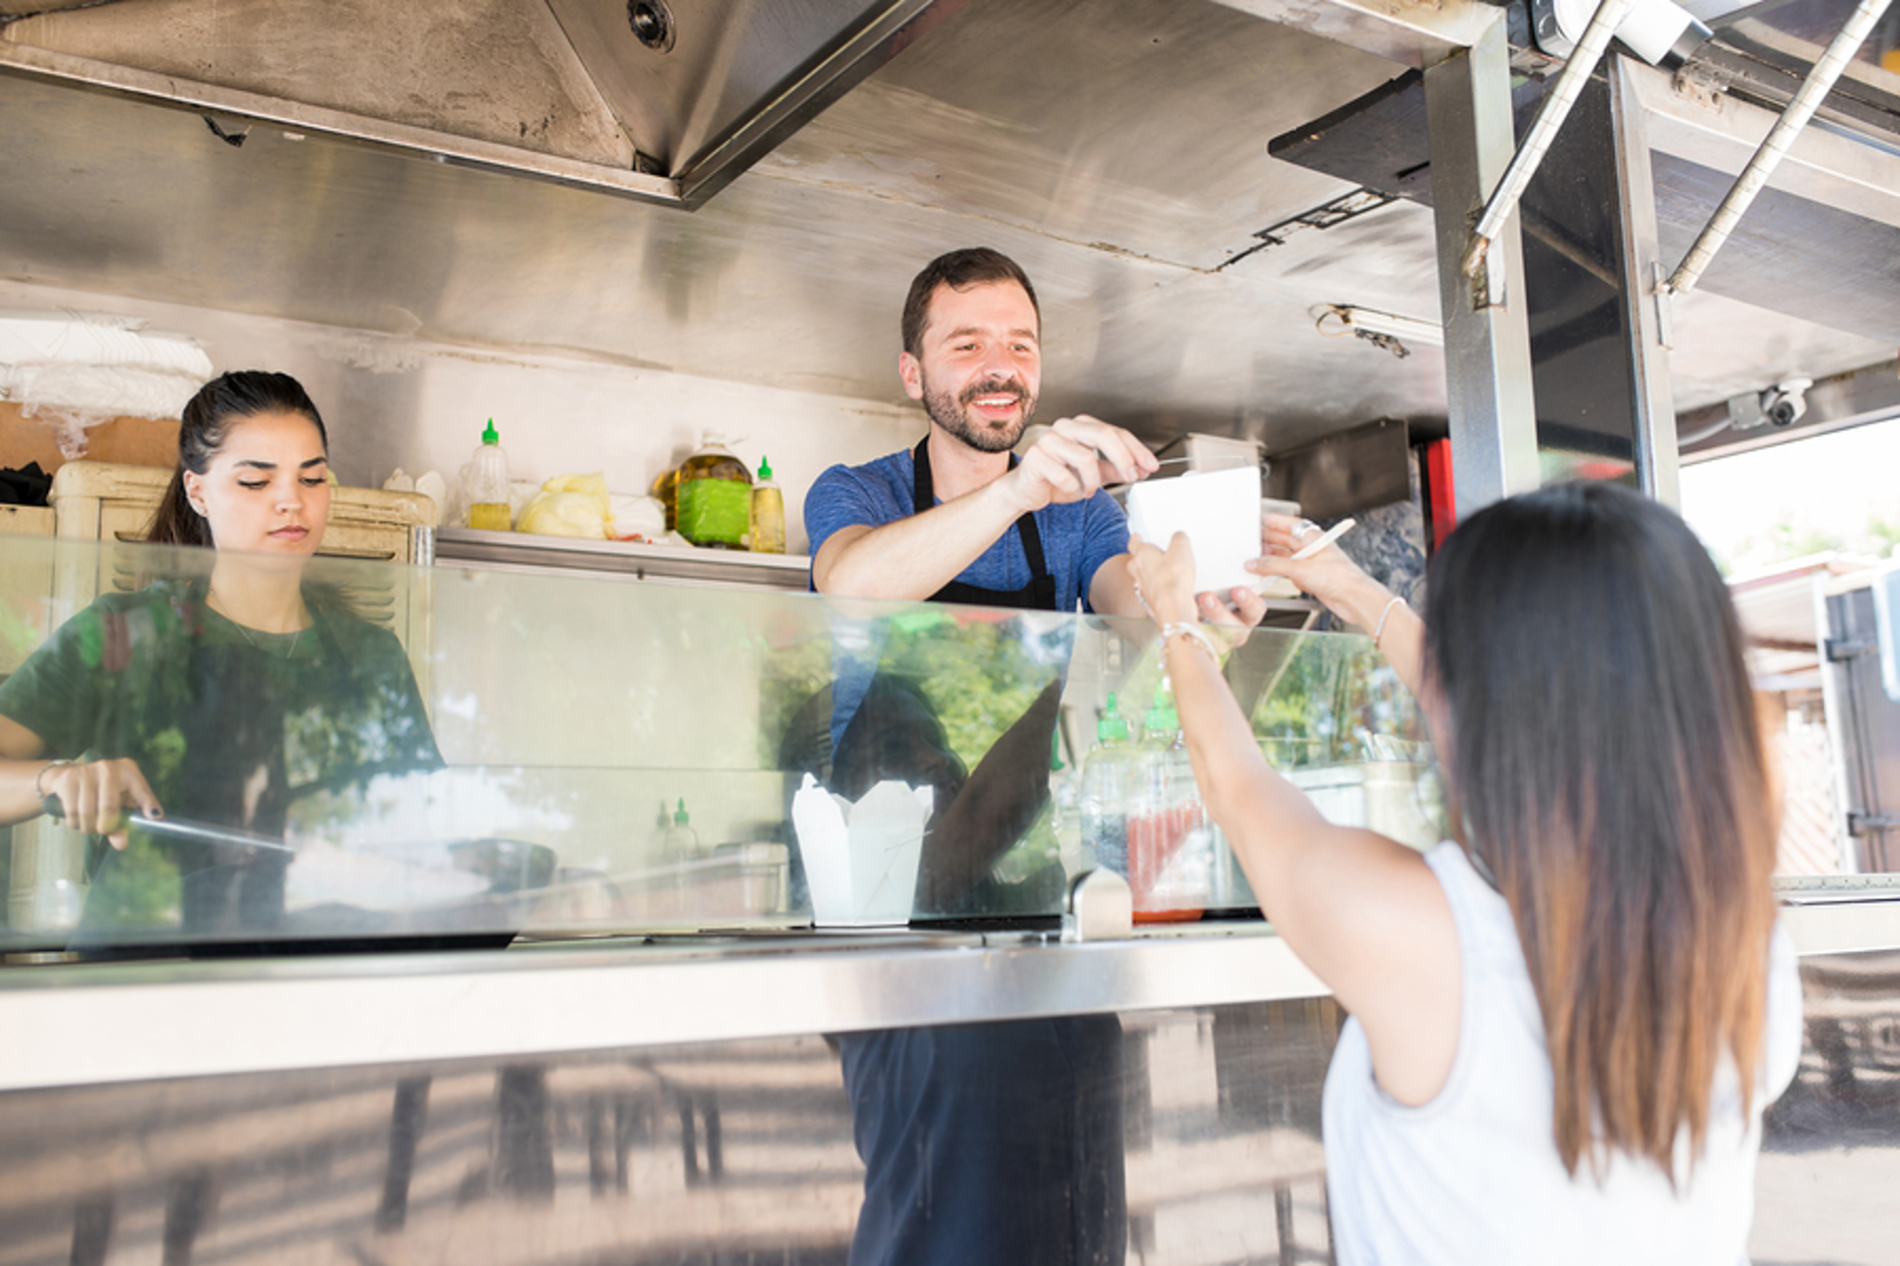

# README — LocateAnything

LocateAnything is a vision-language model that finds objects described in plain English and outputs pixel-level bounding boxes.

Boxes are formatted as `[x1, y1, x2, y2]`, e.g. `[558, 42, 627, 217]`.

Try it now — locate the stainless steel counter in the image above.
[7, 896, 1899, 1094]
[0, 924, 1325, 1091]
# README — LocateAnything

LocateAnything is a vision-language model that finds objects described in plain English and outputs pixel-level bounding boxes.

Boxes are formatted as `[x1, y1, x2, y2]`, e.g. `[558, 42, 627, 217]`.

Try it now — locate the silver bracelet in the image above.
[1371, 594, 1407, 646]
[33, 758, 73, 800]
[1159, 622, 1224, 662]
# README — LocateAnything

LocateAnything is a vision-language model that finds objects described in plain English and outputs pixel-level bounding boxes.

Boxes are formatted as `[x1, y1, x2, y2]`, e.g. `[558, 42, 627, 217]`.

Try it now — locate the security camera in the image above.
[1760, 377, 1813, 428]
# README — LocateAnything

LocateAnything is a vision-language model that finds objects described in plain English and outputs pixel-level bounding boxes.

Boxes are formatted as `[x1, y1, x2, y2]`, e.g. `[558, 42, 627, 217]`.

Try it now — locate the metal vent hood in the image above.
[0, 0, 963, 208]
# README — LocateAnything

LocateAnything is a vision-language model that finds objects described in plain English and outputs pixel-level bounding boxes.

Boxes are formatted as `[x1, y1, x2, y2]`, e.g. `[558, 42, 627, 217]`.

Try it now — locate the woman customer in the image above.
[0, 370, 442, 936]
[1128, 481, 1801, 1263]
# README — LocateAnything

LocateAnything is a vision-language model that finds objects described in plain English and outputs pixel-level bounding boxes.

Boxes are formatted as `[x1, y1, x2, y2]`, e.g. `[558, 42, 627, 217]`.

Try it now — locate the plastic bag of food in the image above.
[516, 472, 611, 539]
[608, 493, 667, 541]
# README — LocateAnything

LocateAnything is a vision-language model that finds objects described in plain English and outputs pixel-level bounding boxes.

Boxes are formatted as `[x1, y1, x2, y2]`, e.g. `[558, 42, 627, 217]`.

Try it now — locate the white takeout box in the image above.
[1125, 464, 1263, 594]
[791, 774, 932, 926]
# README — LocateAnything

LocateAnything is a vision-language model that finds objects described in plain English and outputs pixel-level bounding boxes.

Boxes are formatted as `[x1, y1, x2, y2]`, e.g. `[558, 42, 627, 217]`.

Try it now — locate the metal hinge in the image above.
[1826, 637, 1878, 662]
[1848, 812, 1900, 836]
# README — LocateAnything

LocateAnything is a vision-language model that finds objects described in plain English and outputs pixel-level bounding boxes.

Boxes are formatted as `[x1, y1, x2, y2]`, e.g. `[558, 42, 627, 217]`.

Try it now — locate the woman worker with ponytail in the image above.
[1128, 482, 1801, 1263]
[0, 370, 441, 936]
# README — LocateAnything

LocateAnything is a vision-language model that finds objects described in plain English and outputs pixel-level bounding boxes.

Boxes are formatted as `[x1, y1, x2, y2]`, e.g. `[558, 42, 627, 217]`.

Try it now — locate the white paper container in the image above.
[1125, 464, 1263, 594]
[791, 775, 930, 926]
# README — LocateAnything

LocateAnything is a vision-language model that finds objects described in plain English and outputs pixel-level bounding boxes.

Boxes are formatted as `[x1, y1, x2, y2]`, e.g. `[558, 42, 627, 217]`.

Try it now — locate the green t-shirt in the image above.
[0, 581, 443, 934]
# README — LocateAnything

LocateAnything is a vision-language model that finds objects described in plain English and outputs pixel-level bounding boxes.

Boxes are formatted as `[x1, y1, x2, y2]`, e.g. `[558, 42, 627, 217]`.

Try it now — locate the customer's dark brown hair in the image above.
[1425, 481, 1777, 1179]
[900, 248, 1040, 357]
[148, 371, 328, 547]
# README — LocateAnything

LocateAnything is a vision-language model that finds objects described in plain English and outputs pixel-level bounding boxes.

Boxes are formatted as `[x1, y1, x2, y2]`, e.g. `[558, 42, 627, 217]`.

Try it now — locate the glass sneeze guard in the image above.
[0, 534, 1436, 958]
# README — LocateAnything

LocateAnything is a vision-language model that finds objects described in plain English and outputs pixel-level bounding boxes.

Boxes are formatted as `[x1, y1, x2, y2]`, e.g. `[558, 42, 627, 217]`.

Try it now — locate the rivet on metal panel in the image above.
[1670, 66, 1726, 109]
[628, 0, 676, 52]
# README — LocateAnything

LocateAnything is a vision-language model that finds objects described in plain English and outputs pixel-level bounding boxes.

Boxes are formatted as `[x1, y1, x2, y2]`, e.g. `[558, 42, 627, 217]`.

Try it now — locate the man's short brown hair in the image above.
[901, 248, 1040, 357]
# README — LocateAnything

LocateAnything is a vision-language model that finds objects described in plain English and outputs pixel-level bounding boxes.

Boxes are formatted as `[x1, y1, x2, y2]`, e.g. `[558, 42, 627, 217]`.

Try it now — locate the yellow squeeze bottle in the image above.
[750, 456, 785, 554]
[467, 419, 512, 531]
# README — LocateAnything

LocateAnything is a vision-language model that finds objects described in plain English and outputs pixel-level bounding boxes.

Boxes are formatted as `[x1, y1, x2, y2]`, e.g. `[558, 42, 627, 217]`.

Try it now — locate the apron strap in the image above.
[911, 437, 1049, 588]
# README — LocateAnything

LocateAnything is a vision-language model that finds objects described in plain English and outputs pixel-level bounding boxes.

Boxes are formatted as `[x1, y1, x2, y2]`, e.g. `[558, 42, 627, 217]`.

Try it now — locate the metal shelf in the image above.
[434, 528, 1319, 615]
[435, 527, 810, 591]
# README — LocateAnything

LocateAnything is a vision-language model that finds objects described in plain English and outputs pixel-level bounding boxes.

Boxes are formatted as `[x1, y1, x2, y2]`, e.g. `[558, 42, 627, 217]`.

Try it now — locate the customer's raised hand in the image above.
[1251, 514, 1384, 627]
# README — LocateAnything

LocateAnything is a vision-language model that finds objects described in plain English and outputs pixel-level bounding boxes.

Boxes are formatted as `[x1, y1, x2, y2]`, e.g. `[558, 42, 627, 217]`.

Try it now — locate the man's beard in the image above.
[922, 374, 1037, 454]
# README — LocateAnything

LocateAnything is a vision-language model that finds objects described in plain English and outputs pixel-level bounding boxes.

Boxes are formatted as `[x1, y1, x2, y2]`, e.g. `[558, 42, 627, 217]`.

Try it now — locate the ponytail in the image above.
[148, 470, 211, 547]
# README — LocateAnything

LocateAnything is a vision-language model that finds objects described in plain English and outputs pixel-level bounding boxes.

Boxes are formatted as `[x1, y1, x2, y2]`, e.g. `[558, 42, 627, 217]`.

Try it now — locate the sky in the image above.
[1678, 415, 1900, 575]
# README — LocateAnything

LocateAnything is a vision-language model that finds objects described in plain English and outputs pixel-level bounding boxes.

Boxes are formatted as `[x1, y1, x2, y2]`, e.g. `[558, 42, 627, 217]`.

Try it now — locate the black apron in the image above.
[912, 437, 1057, 611]
[839, 443, 1126, 1266]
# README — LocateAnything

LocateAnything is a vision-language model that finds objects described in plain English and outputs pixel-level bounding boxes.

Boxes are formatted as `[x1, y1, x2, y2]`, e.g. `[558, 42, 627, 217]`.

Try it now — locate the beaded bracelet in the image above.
[1159, 622, 1224, 663]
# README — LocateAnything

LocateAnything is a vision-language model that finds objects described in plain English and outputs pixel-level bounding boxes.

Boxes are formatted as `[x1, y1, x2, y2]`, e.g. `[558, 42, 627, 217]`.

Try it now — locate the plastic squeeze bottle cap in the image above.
[1144, 686, 1180, 735]
[758, 455, 773, 480]
[674, 797, 690, 825]
[482, 418, 499, 445]
[1098, 692, 1130, 743]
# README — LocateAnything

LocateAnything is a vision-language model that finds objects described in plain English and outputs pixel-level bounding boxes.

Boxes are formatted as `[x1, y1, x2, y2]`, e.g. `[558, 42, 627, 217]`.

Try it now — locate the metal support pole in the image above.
[1461, 0, 1638, 279]
[1607, 55, 1679, 506]
[1425, 15, 1541, 520]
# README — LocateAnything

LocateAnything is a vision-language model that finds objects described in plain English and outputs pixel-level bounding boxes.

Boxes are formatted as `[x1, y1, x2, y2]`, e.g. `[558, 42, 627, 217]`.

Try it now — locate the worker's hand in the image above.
[1000, 415, 1158, 513]
[40, 757, 161, 851]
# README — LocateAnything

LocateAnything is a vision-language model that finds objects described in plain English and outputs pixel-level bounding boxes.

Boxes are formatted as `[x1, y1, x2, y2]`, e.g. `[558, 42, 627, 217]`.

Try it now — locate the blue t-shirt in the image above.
[804, 447, 1130, 612]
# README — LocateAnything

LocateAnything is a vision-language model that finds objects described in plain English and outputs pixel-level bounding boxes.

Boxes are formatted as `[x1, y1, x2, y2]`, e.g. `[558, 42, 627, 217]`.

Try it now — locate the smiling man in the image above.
[807, 247, 1158, 615]
[805, 250, 1156, 1266]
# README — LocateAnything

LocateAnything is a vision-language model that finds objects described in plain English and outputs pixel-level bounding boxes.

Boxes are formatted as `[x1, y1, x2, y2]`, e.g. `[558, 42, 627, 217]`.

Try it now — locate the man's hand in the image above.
[996, 415, 1157, 515]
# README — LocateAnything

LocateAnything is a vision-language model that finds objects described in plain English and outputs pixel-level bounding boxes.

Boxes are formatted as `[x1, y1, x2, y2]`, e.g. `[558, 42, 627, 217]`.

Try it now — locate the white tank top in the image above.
[1321, 843, 1803, 1266]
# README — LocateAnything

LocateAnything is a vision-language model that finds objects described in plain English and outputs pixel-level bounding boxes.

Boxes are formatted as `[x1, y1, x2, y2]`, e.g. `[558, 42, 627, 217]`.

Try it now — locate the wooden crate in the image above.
[0, 505, 54, 537]
[48, 461, 436, 558]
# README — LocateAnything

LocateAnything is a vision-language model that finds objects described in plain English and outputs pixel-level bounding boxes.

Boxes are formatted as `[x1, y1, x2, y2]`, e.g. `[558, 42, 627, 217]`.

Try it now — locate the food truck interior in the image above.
[2, 0, 1900, 1263]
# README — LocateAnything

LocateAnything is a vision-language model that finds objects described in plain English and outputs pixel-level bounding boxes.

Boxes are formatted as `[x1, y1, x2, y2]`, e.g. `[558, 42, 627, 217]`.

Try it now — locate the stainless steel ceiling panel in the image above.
[0, 64, 1447, 448]
[761, 0, 1405, 271]
[1663, 291, 1893, 411]
[1208, 0, 1500, 68]
[0, 0, 1888, 449]
[2, 0, 637, 167]
[0, 0, 965, 203]
[543, 0, 935, 174]
[1655, 152, 1900, 343]
[0, 40, 684, 205]
[0, 0, 91, 12]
